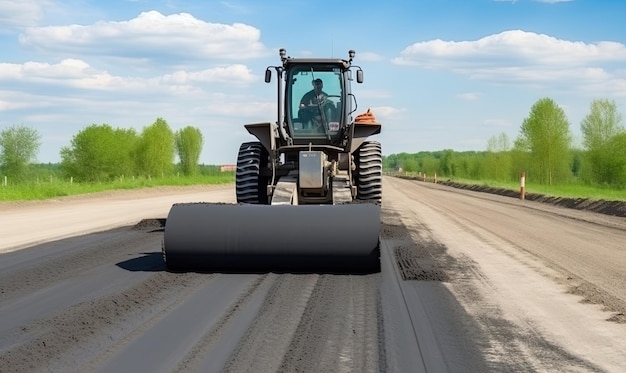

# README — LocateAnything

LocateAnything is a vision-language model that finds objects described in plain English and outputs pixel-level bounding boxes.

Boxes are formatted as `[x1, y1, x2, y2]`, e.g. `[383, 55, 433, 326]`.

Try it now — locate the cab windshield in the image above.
[288, 66, 343, 137]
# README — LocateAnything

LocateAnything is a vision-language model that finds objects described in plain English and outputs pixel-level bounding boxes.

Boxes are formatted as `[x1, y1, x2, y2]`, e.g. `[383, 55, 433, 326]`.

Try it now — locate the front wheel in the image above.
[355, 141, 382, 203]
[235, 142, 269, 204]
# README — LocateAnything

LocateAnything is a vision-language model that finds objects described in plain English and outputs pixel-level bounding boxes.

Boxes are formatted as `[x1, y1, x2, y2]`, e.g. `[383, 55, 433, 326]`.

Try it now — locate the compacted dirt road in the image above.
[1, 178, 625, 372]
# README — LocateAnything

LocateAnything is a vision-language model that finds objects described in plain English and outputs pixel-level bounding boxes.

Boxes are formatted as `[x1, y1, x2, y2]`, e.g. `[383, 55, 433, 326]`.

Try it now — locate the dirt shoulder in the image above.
[394, 176, 626, 218]
[0, 184, 232, 211]
[0, 184, 234, 253]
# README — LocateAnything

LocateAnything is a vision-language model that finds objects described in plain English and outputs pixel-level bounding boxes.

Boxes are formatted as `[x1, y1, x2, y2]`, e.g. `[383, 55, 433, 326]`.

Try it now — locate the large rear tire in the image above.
[355, 140, 382, 203]
[236, 142, 269, 204]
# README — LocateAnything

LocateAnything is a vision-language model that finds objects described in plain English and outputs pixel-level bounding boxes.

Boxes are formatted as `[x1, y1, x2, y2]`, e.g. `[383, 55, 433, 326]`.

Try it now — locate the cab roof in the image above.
[283, 57, 350, 69]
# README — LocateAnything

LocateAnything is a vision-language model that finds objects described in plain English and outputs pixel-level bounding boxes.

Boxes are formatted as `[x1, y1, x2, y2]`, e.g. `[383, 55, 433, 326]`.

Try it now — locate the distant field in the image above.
[0, 173, 234, 202]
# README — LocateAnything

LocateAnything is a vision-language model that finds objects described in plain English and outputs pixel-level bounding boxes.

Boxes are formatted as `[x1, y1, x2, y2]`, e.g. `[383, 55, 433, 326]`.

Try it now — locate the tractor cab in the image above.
[264, 49, 364, 148]
[287, 66, 343, 139]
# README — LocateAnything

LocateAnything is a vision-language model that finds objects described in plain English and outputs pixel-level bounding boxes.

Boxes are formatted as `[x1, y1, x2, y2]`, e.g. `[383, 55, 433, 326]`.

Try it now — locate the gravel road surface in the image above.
[0, 185, 233, 253]
[1, 178, 625, 372]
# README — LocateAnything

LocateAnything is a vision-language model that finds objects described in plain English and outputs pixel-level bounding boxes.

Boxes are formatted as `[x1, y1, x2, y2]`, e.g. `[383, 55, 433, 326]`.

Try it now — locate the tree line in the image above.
[3, 98, 624, 186]
[384, 98, 626, 187]
[1, 117, 204, 182]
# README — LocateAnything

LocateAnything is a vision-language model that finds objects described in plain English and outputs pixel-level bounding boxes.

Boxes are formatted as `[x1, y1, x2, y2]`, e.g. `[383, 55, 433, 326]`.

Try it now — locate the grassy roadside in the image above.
[3, 171, 623, 203]
[449, 178, 626, 202]
[387, 173, 626, 202]
[0, 173, 235, 202]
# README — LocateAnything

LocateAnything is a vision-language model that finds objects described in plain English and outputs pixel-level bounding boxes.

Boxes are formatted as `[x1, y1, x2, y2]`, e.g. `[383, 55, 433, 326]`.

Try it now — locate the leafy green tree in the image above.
[60, 124, 138, 181]
[517, 98, 572, 184]
[580, 99, 624, 185]
[402, 157, 418, 173]
[420, 154, 439, 175]
[603, 132, 626, 186]
[175, 126, 204, 175]
[581, 99, 623, 150]
[510, 136, 531, 181]
[388, 152, 412, 172]
[383, 154, 399, 171]
[135, 118, 175, 176]
[570, 149, 583, 177]
[485, 132, 512, 181]
[453, 152, 484, 179]
[438, 149, 456, 177]
[0, 125, 41, 180]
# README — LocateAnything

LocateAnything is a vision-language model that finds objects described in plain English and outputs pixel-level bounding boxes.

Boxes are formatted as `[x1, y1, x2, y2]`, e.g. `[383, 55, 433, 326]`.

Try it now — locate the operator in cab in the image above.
[298, 78, 334, 130]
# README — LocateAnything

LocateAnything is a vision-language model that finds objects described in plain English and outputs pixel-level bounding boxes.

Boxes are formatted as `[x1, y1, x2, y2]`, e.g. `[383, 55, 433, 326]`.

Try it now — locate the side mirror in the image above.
[265, 69, 272, 83]
[356, 69, 363, 83]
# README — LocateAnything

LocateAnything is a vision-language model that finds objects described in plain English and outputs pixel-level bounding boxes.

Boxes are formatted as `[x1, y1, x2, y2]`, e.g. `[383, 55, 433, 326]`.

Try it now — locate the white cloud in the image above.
[18, 11, 268, 64]
[0, 60, 262, 156]
[457, 92, 480, 101]
[0, 0, 54, 28]
[159, 64, 255, 85]
[203, 100, 274, 118]
[394, 30, 626, 67]
[0, 99, 11, 110]
[393, 30, 626, 96]
[0, 59, 256, 90]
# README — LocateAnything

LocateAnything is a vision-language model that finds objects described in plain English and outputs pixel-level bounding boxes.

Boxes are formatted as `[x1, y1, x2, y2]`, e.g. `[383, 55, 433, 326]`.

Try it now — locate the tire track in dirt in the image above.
[172, 274, 271, 372]
[0, 227, 161, 300]
[1, 269, 211, 373]
[222, 274, 321, 373]
[277, 274, 382, 373]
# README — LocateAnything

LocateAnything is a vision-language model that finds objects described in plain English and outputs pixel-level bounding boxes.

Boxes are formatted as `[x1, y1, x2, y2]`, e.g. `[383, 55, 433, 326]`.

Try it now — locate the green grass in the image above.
[4, 170, 624, 203]
[388, 172, 626, 202]
[0, 172, 235, 202]
[445, 177, 626, 202]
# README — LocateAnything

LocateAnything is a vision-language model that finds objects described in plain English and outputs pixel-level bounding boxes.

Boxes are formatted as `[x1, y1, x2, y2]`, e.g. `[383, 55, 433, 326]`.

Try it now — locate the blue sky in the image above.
[1, 0, 625, 165]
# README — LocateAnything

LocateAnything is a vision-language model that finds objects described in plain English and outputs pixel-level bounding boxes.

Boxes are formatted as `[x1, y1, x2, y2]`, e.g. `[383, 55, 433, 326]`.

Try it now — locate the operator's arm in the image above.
[320, 92, 333, 108]
[300, 91, 311, 108]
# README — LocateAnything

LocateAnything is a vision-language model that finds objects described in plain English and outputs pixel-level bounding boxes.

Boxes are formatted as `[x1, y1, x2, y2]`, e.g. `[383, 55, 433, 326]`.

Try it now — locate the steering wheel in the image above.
[305, 95, 339, 110]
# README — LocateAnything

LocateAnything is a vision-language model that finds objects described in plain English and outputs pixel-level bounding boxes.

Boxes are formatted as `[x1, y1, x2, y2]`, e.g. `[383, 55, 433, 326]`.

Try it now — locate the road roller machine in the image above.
[163, 49, 382, 272]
